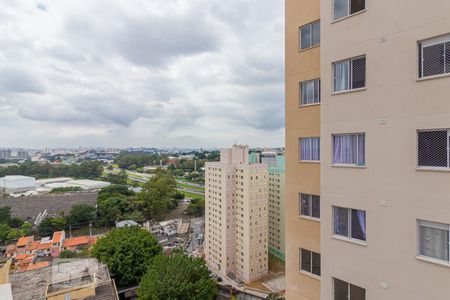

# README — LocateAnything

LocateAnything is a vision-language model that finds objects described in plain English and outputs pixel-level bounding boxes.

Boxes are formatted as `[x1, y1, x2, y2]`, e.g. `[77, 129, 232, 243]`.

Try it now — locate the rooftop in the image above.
[16, 236, 33, 248]
[62, 236, 91, 248]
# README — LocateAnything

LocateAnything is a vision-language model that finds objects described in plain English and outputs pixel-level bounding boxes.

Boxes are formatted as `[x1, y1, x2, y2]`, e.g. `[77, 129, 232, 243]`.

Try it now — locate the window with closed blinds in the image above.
[332, 133, 365, 166]
[418, 220, 450, 262]
[417, 130, 450, 168]
[419, 35, 450, 78]
[299, 137, 320, 161]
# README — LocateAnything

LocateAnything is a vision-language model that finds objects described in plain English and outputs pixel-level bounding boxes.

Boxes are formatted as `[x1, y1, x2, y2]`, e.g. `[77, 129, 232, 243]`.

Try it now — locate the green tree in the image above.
[68, 204, 95, 225]
[97, 184, 134, 202]
[138, 253, 217, 300]
[137, 169, 177, 220]
[97, 196, 130, 224]
[106, 170, 128, 185]
[0, 224, 11, 243]
[92, 226, 162, 287]
[0, 207, 11, 225]
[186, 198, 205, 217]
[37, 217, 67, 236]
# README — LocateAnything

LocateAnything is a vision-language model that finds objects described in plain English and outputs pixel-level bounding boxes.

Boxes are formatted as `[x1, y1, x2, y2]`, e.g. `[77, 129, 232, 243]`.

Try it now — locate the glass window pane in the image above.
[422, 44, 445, 77]
[301, 194, 310, 216]
[312, 22, 320, 46]
[350, 0, 365, 14]
[300, 25, 311, 50]
[352, 57, 366, 89]
[314, 79, 321, 103]
[351, 209, 366, 241]
[334, 207, 349, 237]
[301, 138, 311, 160]
[350, 284, 366, 300]
[301, 82, 308, 105]
[357, 134, 365, 166]
[334, 0, 349, 20]
[334, 278, 349, 300]
[419, 225, 449, 261]
[334, 61, 350, 92]
[312, 195, 320, 218]
[301, 249, 312, 272]
[306, 81, 314, 104]
[418, 131, 448, 167]
[312, 252, 321, 276]
[311, 137, 320, 161]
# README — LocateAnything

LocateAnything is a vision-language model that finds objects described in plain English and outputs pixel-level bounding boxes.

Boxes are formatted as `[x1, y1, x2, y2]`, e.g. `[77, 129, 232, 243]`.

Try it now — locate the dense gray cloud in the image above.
[0, 0, 284, 148]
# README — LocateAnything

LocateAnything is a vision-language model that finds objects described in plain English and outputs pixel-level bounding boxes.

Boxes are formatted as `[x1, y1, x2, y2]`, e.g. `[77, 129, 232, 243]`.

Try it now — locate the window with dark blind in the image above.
[418, 220, 450, 262]
[417, 130, 449, 168]
[333, 56, 366, 92]
[334, 278, 366, 300]
[333, 0, 365, 20]
[300, 248, 321, 276]
[419, 35, 450, 78]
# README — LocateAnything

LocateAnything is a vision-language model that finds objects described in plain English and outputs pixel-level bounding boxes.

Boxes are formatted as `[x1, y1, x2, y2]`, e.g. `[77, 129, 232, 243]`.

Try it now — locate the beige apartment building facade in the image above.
[287, 0, 450, 299]
[205, 145, 269, 283]
[285, 0, 321, 299]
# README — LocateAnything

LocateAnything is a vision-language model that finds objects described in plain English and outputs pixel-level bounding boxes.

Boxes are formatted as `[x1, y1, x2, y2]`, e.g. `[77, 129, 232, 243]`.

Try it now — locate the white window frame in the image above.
[416, 129, 450, 169]
[417, 219, 450, 264]
[332, 206, 366, 242]
[300, 79, 321, 106]
[300, 248, 321, 277]
[299, 193, 320, 219]
[332, 133, 365, 166]
[299, 137, 320, 162]
[333, 278, 366, 300]
[333, 0, 366, 21]
[299, 20, 320, 51]
[333, 56, 366, 93]
[419, 34, 450, 79]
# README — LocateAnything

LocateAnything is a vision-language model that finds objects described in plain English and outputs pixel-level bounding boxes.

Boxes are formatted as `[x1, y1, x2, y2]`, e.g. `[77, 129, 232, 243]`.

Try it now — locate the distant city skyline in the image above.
[0, 1, 284, 148]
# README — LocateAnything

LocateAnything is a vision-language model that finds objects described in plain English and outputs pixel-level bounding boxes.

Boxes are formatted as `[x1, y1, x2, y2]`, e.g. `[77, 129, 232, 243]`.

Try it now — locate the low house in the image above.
[16, 236, 34, 256]
[5, 245, 16, 258]
[62, 236, 96, 252]
[51, 231, 65, 249]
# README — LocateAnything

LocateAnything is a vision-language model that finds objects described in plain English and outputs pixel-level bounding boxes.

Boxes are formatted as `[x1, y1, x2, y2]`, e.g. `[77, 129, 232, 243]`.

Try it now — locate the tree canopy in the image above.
[92, 226, 162, 287]
[0, 161, 103, 179]
[67, 203, 96, 225]
[37, 217, 66, 236]
[138, 253, 217, 300]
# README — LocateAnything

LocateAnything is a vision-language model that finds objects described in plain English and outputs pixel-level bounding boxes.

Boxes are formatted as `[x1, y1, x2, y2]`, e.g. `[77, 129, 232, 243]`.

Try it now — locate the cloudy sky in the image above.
[0, 0, 284, 148]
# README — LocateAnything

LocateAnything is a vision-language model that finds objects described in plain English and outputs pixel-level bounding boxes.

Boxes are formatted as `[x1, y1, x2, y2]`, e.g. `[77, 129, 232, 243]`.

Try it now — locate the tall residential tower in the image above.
[204, 145, 269, 283]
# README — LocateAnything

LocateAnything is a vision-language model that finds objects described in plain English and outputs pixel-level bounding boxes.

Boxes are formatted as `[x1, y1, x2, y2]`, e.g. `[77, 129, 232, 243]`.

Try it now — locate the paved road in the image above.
[187, 217, 205, 253]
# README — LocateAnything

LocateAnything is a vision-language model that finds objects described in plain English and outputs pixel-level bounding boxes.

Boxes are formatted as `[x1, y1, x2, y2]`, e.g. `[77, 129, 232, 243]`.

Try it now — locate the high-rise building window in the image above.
[333, 56, 366, 92]
[418, 220, 450, 262]
[333, 0, 365, 20]
[418, 35, 450, 78]
[300, 248, 321, 276]
[334, 278, 366, 300]
[299, 21, 320, 50]
[300, 79, 321, 105]
[300, 193, 320, 219]
[299, 137, 320, 162]
[417, 130, 450, 168]
[333, 206, 366, 242]
[332, 133, 365, 166]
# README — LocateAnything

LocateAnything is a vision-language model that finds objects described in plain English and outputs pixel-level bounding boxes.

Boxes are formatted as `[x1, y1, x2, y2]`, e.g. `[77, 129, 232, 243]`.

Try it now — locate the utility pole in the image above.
[89, 222, 92, 237]
[194, 160, 197, 172]
[69, 224, 72, 238]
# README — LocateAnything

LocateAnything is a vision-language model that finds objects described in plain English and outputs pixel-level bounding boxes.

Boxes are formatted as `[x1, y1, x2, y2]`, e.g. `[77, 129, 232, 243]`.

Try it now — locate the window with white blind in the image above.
[299, 137, 320, 162]
[300, 79, 320, 105]
[332, 133, 365, 166]
[300, 248, 321, 276]
[299, 21, 320, 50]
[333, 56, 366, 92]
[333, 0, 365, 20]
[417, 130, 450, 168]
[418, 220, 450, 263]
[334, 278, 366, 300]
[419, 35, 450, 78]
[333, 206, 366, 242]
[300, 193, 320, 219]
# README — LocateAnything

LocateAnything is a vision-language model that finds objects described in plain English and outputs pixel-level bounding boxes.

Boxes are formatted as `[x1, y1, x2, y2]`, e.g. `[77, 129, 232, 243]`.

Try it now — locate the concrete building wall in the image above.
[285, 0, 321, 299]
[320, 1, 450, 299]
[268, 158, 286, 261]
